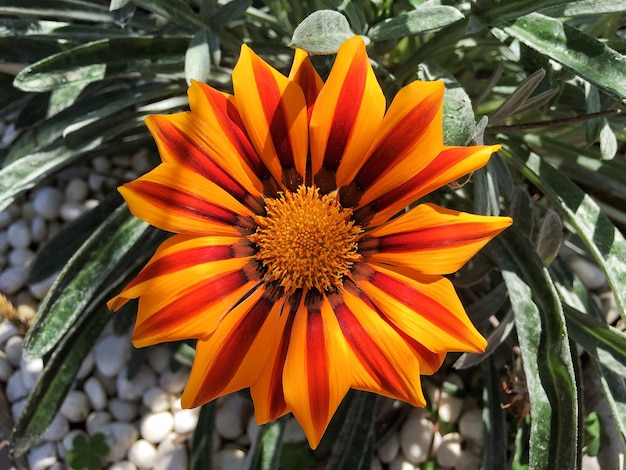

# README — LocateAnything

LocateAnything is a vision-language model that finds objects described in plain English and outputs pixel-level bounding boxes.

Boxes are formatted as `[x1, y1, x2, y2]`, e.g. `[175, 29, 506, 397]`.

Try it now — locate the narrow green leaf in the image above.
[541, 0, 626, 17]
[290, 10, 355, 55]
[0, 0, 112, 23]
[473, 0, 573, 26]
[185, 29, 211, 85]
[503, 13, 626, 100]
[110, 0, 135, 26]
[131, 0, 207, 30]
[209, 0, 251, 26]
[22, 206, 156, 359]
[14, 36, 190, 92]
[500, 138, 626, 322]
[324, 0, 368, 35]
[590, 357, 626, 439]
[482, 357, 508, 470]
[492, 227, 578, 470]
[564, 305, 626, 378]
[489, 69, 546, 123]
[190, 402, 216, 470]
[0, 37, 66, 64]
[248, 418, 286, 470]
[326, 392, 377, 470]
[11, 305, 112, 457]
[599, 120, 618, 160]
[367, 6, 464, 41]
[536, 209, 562, 265]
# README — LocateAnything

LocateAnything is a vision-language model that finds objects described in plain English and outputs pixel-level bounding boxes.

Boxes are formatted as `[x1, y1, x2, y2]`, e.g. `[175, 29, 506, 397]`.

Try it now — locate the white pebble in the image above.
[0, 353, 13, 381]
[0, 266, 27, 294]
[96, 371, 117, 395]
[92, 156, 112, 173]
[147, 345, 171, 373]
[60, 429, 88, 457]
[140, 411, 174, 444]
[0, 319, 19, 345]
[569, 257, 607, 290]
[59, 201, 85, 222]
[0, 210, 13, 229]
[400, 414, 434, 464]
[174, 407, 199, 434]
[109, 461, 137, 470]
[128, 439, 158, 468]
[436, 432, 462, 467]
[30, 217, 47, 243]
[459, 408, 484, 446]
[283, 417, 307, 443]
[131, 150, 152, 173]
[29, 272, 57, 300]
[42, 413, 70, 442]
[154, 433, 189, 470]
[116, 365, 157, 401]
[65, 178, 89, 202]
[88, 173, 108, 192]
[20, 356, 43, 389]
[99, 421, 139, 463]
[27, 441, 58, 470]
[6, 370, 28, 402]
[60, 390, 91, 422]
[83, 198, 99, 210]
[32, 187, 63, 220]
[76, 351, 95, 380]
[8, 220, 31, 248]
[215, 394, 252, 440]
[0, 231, 8, 252]
[11, 398, 27, 421]
[4, 336, 23, 366]
[377, 432, 400, 463]
[247, 416, 260, 443]
[370, 458, 384, 470]
[94, 334, 131, 377]
[438, 394, 464, 423]
[83, 376, 107, 410]
[21, 202, 37, 221]
[389, 458, 417, 470]
[215, 448, 246, 470]
[9, 248, 34, 267]
[109, 398, 138, 422]
[86, 411, 112, 435]
[143, 386, 170, 412]
[158, 367, 189, 394]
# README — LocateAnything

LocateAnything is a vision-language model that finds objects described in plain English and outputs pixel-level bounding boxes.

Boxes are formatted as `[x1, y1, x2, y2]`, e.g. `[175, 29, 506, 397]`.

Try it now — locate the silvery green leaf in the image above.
[185, 29, 211, 85]
[290, 10, 355, 55]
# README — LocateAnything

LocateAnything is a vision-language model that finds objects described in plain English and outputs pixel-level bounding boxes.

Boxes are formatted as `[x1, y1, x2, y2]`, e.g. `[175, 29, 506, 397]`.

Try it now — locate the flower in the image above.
[108, 36, 512, 448]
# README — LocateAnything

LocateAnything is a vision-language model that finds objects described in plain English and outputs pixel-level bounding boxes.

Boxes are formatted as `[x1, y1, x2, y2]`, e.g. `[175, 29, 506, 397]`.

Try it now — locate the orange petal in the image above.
[119, 162, 255, 236]
[360, 203, 512, 274]
[181, 287, 284, 408]
[309, 36, 385, 189]
[186, 81, 276, 194]
[250, 294, 300, 424]
[289, 48, 324, 121]
[346, 80, 444, 206]
[232, 44, 308, 189]
[353, 264, 487, 354]
[354, 145, 500, 226]
[327, 287, 426, 406]
[282, 295, 352, 449]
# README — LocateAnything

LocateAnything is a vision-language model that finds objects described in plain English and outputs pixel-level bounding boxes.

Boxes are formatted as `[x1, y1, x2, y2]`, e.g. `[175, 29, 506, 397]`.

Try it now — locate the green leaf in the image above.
[190, 402, 216, 470]
[11, 305, 112, 457]
[367, 6, 464, 41]
[324, 0, 368, 35]
[590, 357, 626, 440]
[536, 209, 562, 265]
[110, 0, 135, 26]
[492, 226, 578, 470]
[290, 10, 355, 55]
[500, 138, 626, 322]
[472, 0, 573, 26]
[563, 305, 626, 379]
[209, 0, 251, 26]
[482, 357, 509, 470]
[326, 392, 377, 470]
[185, 29, 211, 85]
[599, 120, 618, 160]
[131, 0, 207, 29]
[248, 418, 286, 470]
[14, 36, 190, 92]
[503, 13, 626, 100]
[418, 64, 478, 146]
[489, 69, 546, 123]
[541, 0, 626, 17]
[22, 205, 157, 359]
[0, 0, 112, 23]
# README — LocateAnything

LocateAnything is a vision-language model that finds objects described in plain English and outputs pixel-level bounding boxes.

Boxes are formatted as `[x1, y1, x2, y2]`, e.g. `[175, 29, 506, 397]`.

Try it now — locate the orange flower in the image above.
[108, 36, 511, 448]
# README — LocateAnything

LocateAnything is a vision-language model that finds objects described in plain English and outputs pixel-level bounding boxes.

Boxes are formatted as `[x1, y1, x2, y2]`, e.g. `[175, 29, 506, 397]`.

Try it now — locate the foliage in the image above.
[66, 433, 110, 470]
[1, 0, 625, 468]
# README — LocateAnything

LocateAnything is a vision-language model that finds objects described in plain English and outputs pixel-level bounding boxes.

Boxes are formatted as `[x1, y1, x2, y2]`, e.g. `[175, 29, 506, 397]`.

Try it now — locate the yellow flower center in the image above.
[250, 185, 362, 295]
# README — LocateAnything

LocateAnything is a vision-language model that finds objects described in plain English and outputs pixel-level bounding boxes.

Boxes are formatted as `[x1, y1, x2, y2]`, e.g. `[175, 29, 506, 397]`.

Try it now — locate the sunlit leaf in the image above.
[290, 10, 355, 55]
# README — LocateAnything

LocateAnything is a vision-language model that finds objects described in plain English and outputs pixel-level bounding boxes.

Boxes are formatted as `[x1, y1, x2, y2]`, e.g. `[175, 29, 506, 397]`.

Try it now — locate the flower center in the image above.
[250, 185, 362, 295]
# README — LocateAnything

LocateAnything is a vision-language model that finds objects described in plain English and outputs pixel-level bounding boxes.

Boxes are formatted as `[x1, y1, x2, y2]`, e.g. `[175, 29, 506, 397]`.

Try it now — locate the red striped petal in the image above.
[289, 48, 324, 121]
[360, 203, 512, 274]
[119, 162, 255, 235]
[182, 286, 284, 407]
[310, 36, 385, 191]
[353, 264, 487, 354]
[233, 45, 308, 190]
[355, 145, 500, 226]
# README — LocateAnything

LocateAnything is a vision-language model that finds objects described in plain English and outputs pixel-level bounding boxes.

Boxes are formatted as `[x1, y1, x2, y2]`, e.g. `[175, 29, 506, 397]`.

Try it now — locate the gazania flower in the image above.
[108, 36, 511, 448]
